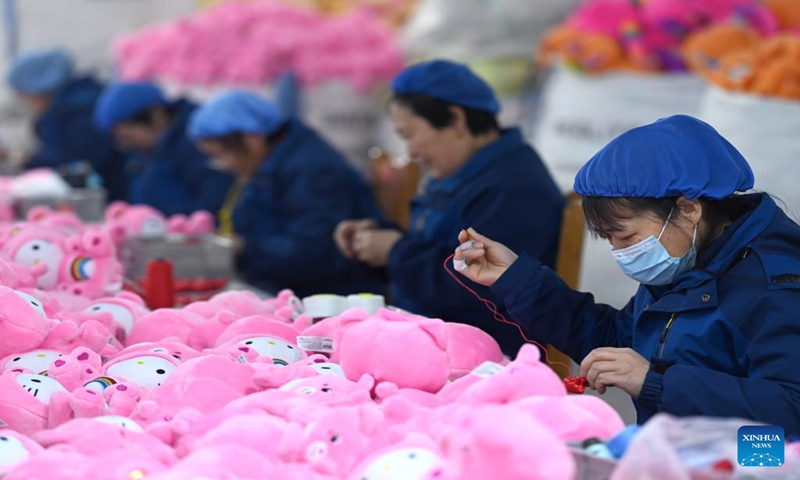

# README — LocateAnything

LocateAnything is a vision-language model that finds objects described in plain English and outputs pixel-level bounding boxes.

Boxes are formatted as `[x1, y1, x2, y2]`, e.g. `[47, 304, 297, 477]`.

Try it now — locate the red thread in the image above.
[443, 254, 574, 379]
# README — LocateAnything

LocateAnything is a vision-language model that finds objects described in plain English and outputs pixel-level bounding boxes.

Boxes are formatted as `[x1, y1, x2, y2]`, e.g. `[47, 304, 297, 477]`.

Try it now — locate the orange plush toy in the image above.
[682, 25, 760, 73]
[763, 0, 800, 33]
[538, 26, 628, 73]
[708, 49, 758, 91]
[749, 35, 800, 99]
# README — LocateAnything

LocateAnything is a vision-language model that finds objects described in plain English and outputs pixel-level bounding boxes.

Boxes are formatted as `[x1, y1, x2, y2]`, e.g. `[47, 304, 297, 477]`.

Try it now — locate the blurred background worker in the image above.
[188, 90, 384, 298]
[5, 48, 128, 201]
[334, 60, 565, 357]
[93, 81, 236, 217]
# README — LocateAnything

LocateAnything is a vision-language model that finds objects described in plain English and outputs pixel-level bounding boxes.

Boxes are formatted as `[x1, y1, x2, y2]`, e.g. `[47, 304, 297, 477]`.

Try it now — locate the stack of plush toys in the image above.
[0, 277, 633, 479]
[112, 0, 405, 93]
[538, 0, 799, 94]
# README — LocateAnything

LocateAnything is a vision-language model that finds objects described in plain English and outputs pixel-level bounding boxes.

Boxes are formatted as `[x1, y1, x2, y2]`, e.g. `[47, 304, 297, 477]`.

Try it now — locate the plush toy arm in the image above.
[104, 382, 142, 417]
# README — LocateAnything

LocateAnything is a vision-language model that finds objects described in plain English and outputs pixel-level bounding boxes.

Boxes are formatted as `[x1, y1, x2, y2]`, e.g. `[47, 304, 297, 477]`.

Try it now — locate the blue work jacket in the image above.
[232, 119, 384, 297]
[492, 193, 800, 434]
[29, 77, 127, 201]
[388, 128, 565, 356]
[126, 100, 235, 216]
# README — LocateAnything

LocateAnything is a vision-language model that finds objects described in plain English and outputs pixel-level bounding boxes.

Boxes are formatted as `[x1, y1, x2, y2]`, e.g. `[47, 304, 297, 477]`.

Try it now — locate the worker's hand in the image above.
[352, 229, 403, 267]
[229, 235, 245, 255]
[580, 347, 650, 397]
[453, 228, 518, 287]
[334, 219, 378, 260]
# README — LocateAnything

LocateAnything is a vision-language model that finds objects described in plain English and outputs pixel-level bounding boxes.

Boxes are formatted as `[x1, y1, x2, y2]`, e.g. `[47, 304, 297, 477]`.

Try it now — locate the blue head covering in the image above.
[188, 90, 285, 140]
[94, 81, 168, 132]
[7, 48, 74, 95]
[391, 60, 501, 115]
[573, 115, 755, 200]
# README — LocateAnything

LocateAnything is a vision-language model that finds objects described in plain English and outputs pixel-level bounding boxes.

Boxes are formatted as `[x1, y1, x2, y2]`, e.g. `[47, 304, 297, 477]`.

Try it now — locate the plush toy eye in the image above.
[330, 435, 341, 444]
[156, 369, 166, 375]
[12, 357, 20, 362]
[245, 341, 253, 345]
[287, 345, 294, 350]
[32, 244, 40, 251]
[321, 387, 332, 393]
[30, 378, 41, 384]
[172, 355, 181, 360]
[0, 437, 7, 441]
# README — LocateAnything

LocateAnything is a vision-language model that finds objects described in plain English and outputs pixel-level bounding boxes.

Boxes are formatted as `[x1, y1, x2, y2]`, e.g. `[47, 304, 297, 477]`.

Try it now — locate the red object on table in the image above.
[564, 376, 589, 394]
[711, 460, 734, 472]
[145, 259, 175, 309]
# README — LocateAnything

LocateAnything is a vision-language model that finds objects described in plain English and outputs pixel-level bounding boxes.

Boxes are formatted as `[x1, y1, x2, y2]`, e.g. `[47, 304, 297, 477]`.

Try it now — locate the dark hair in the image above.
[208, 123, 289, 154]
[583, 195, 753, 253]
[124, 104, 178, 127]
[390, 94, 500, 136]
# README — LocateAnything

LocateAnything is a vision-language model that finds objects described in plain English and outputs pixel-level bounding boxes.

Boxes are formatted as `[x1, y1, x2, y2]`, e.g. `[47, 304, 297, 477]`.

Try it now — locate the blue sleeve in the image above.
[639, 289, 800, 434]
[241, 166, 357, 284]
[387, 186, 566, 342]
[176, 140, 235, 215]
[490, 253, 634, 361]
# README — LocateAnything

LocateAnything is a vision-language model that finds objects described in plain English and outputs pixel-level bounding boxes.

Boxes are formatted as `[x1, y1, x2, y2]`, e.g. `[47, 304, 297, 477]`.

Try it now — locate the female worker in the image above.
[6, 48, 127, 201]
[187, 90, 384, 297]
[334, 60, 565, 356]
[454, 115, 800, 433]
[93, 81, 235, 217]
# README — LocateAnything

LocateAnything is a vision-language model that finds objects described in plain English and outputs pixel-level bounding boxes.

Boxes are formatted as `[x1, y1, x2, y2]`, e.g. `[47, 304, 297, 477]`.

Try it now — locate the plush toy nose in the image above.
[36, 353, 46, 358]
[137, 360, 145, 365]
[33, 259, 40, 266]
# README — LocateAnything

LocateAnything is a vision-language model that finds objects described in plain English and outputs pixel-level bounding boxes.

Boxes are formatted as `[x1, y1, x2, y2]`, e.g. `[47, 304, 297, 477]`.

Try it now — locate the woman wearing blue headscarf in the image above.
[455, 115, 800, 434]
[187, 90, 384, 297]
[5, 48, 127, 201]
[334, 60, 564, 357]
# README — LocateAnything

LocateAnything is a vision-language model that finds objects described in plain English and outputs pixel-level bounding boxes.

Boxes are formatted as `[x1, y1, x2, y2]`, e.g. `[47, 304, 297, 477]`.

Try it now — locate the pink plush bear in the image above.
[1, 346, 102, 392]
[146, 445, 275, 480]
[300, 307, 372, 362]
[56, 227, 124, 299]
[104, 201, 168, 243]
[32, 416, 176, 465]
[126, 309, 202, 346]
[131, 355, 258, 427]
[444, 322, 504, 381]
[287, 402, 388, 477]
[339, 311, 450, 393]
[435, 404, 576, 480]
[0, 257, 46, 290]
[166, 210, 215, 236]
[0, 430, 44, 477]
[437, 343, 567, 405]
[0, 371, 104, 435]
[512, 395, 626, 442]
[0, 286, 110, 359]
[26, 205, 85, 235]
[83, 291, 150, 343]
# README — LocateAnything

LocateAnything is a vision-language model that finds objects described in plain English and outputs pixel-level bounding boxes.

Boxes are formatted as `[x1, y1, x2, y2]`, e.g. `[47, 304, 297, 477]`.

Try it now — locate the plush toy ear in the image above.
[81, 229, 113, 257]
[27, 206, 52, 222]
[417, 319, 448, 351]
[356, 373, 375, 391]
[516, 343, 542, 364]
[105, 201, 129, 221]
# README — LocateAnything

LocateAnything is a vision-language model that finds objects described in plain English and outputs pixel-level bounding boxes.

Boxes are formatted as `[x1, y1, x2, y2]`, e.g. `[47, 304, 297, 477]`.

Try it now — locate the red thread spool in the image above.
[145, 259, 175, 309]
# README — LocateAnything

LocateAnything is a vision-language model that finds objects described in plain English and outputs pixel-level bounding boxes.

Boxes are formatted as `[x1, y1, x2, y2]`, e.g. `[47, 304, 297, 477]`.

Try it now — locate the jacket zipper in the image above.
[656, 312, 679, 359]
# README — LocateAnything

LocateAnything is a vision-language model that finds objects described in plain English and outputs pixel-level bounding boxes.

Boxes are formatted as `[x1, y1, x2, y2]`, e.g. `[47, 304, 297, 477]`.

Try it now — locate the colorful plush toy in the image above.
[0, 430, 44, 477]
[0, 223, 69, 289]
[214, 316, 305, 366]
[56, 227, 124, 299]
[83, 292, 150, 343]
[764, 0, 800, 33]
[682, 25, 760, 73]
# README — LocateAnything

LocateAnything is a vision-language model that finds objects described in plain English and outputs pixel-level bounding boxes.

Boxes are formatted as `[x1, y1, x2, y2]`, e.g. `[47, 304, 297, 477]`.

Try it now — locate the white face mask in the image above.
[611, 208, 698, 286]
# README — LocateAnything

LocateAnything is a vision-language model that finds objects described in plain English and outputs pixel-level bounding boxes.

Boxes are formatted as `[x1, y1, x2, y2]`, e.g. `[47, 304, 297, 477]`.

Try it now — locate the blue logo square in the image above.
[738, 426, 785, 467]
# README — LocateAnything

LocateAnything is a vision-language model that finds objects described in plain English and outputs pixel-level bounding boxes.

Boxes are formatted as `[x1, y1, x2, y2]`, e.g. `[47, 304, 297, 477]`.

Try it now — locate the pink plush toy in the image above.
[0, 257, 46, 290]
[56, 227, 124, 299]
[288, 402, 388, 477]
[26, 206, 85, 235]
[347, 433, 454, 480]
[0, 371, 104, 435]
[0, 286, 109, 359]
[32, 416, 176, 465]
[437, 344, 567, 405]
[339, 312, 450, 393]
[166, 210, 215, 236]
[444, 322, 504, 381]
[131, 355, 258, 427]
[300, 307, 371, 362]
[83, 291, 150, 343]
[436, 404, 576, 480]
[98, 348, 183, 391]
[0, 223, 68, 289]
[126, 308, 206, 347]
[104, 201, 168, 242]
[214, 315, 305, 366]
[512, 395, 626, 442]
[0, 430, 44, 477]
[146, 445, 275, 480]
